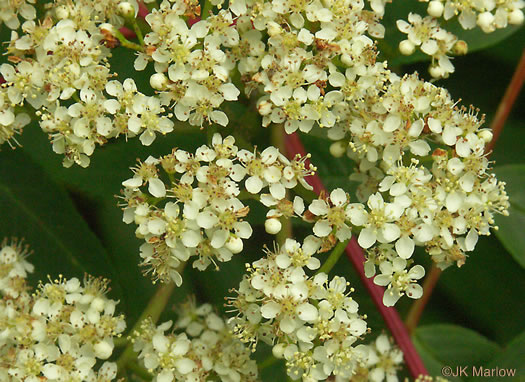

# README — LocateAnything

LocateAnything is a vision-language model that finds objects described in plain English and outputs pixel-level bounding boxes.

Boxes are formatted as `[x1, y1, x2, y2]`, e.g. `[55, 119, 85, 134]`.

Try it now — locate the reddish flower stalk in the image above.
[137, 1, 150, 19]
[285, 132, 428, 378]
[119, 27, 136, 39]
[485, 48, 525, 154]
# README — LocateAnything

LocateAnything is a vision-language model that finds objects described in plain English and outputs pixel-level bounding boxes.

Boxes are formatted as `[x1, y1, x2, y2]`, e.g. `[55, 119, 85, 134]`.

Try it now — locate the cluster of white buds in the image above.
[420, 0, 524, 32]
[131, 297, 257, 382]
[0, 239, 126, 381]
[397, 13, 464, 78]
[323, 73, 509, 303]
[227, 237, 370, 381]
[120, 133, 314, 285]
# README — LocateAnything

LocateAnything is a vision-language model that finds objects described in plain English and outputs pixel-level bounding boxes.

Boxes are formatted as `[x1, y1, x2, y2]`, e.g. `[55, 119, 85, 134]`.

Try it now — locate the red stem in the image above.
[485, 48, 525, 154]
[285, 132, 428, 378]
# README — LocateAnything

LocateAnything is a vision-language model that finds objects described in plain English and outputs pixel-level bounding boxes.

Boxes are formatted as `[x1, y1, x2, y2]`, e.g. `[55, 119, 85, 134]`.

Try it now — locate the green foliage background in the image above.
[0, 2, 524, 380]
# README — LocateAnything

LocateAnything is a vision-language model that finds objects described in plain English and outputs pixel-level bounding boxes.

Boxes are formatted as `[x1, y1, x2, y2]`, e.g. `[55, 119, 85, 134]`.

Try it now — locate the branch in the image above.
[485, 48, 525, 154]
[405, 265, 442, 333]
[284, 132, 428, 378]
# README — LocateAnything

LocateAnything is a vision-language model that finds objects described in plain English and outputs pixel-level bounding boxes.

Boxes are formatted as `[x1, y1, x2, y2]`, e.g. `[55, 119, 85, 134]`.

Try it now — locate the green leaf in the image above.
[493, 165, 525, 268]
[437, 234, 525, 344]
[412, 324, 501, 380]
[482, 330, 525, 381]
[378, 0, 523, 66]
[0, 148, 122, 300]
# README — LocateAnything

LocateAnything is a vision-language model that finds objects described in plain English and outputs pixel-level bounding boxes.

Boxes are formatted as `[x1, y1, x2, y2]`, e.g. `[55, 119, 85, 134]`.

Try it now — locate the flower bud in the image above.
[509, 9, 524, 25]
[399, 40, 415, 56]
[452, 40, 468, 55]
[118, 2, 137, 18]
[478, 129, 493, 143]
[55, 5, 69, 19]
[429, 64, 444, 78]
[477, 12, 495, 33]
[265, 218, 282, 235]
[427, 1, 444, 18]
[226, 236, 243, 254]
[329, 141, 347, 158]
[272, 343, 286, 359]
[150, 73, 169, 91]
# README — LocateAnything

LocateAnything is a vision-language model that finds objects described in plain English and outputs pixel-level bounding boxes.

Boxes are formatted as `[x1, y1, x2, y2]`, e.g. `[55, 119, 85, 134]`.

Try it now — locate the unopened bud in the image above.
[477, 12, 495, 33]
[429, 64, 444, 79]
[509, 9, 524, 25]
[399, 40, 415, 56]
[329, 141, 347, 158]
[478, 129, 493, 143]
[55, 5, 69, 19]
[226, 236, 243, 254]
[265, 218, 282, 235]
[118, 2, 137, 18]
[452, 40, 468, 55]
[427, 1, 444, 18]
[272, 343, 286, 359]
[150, 73, 168, 91]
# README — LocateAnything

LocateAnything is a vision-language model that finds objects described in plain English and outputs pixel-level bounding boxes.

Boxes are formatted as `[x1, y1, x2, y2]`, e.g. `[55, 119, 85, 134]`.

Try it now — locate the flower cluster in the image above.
[238, 0, 387, 134]
[131, 298, 257, 382]
[0, 0, 130, 166]
[120, 133, 314, 285]
[343, 333, 404, 382]
[136, 1, 241, 127]
[421, 0, 524, 32]
[329, 73, 509, 269]
[228, 237, 370, 381]
[365, 244, 426, 306]
[397, 13, 464, 78]
[0, 239, 126, 381]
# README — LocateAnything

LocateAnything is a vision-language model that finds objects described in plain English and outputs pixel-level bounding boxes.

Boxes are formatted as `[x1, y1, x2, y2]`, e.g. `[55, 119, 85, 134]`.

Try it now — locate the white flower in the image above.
[374, 258, 425, 306]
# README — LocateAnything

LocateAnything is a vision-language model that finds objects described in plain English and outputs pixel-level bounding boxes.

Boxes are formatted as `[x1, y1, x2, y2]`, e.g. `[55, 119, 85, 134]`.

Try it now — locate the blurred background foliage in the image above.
[0, 0, 524, 380]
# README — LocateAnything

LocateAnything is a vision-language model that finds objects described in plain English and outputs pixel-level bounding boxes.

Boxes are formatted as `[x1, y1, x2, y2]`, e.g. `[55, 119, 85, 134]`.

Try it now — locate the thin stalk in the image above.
[207, 124, 218, 145]
[316, 239, 350, 275]
[130, 17, 145, 46]
[128, 361, 153, 380]
[284, 132, 428, 378]
[485, 48, 525, 154]
[114, 336, 129, 347]
[113, 27, 144, 51]
[201, 0, 214, 19]
[116, 281, 176, 374]
[273, 124, 292, 245]
[405, 265, 442, 333]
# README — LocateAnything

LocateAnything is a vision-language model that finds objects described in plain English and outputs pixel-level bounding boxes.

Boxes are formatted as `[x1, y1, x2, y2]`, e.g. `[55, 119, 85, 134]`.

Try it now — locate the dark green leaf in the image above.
[0, 148, 122, 300]
[482, 330, 525, 381]
[412, 324, 501, 380]
[437, 235, 525, 343]
[493, 165, 525, 268]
